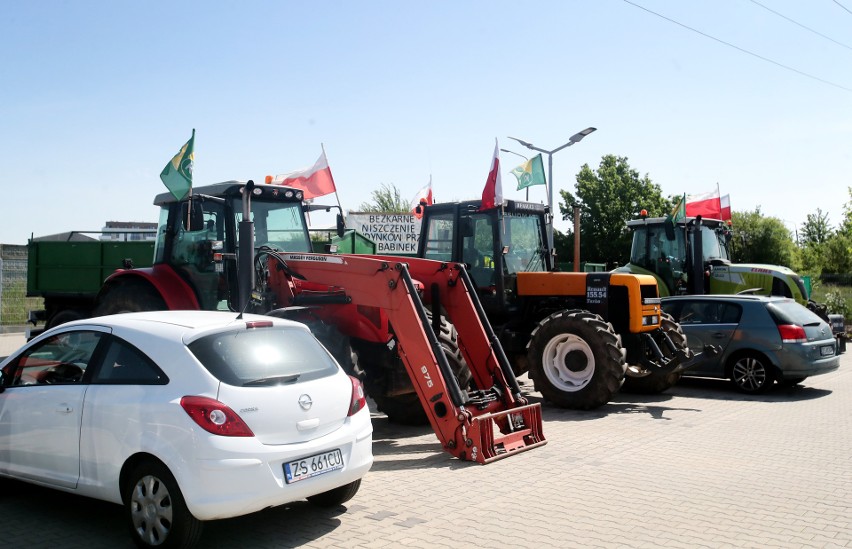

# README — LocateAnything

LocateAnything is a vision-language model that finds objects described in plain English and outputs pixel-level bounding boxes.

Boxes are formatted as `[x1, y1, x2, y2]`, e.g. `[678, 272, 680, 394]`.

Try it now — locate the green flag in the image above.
[670, 193, 686, 223]
[510, 153, 546, 191]
[160, 129, 195, 200]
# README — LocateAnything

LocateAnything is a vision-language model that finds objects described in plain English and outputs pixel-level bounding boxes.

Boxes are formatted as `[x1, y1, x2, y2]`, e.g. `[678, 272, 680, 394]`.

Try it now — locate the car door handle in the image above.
[711, 333, 727, 339]
[56, 404, 73, 414]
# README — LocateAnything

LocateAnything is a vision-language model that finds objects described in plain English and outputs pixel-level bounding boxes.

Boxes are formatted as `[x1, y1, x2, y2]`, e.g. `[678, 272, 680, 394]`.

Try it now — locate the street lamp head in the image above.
[500, 148, 529, 161]
[507, 136, 534, 149]
[569, 127, 597, 144]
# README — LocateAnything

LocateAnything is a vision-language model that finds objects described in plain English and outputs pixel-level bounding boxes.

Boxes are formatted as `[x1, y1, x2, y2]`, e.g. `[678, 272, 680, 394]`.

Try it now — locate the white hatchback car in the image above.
[0, 310, 373, 548]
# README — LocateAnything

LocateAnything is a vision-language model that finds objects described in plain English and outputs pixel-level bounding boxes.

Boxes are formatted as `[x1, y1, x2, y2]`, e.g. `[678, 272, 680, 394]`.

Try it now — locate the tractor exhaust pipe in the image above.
[238, 180, 256, 311]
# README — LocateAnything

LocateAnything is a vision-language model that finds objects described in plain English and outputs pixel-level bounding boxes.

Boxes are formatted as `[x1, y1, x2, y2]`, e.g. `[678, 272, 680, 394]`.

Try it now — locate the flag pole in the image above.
[322, 143, 343, 213]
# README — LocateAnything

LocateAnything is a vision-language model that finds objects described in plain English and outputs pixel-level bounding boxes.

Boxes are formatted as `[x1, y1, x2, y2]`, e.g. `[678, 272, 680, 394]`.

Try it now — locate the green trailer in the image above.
[27, 235, 155, 332]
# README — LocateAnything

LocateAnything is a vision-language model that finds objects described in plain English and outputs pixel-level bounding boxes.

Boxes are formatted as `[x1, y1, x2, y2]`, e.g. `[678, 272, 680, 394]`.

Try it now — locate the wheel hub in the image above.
[542, 333, 595, 392]
[131, 474, 173, 545]
[564, 349, 588, 373]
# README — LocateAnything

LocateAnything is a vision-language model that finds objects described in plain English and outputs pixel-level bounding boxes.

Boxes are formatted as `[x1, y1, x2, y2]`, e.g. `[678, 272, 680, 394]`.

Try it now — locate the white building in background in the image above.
[100, 221, 157, 241]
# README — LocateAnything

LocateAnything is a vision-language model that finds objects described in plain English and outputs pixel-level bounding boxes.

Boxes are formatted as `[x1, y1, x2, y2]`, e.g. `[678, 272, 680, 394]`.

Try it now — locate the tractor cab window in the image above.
[168, 200, 228, 311]
[153, 207, 170, 264]
[502, 214, 546, 274]
[462, 214, 496, 287]
[629, 229, 650, 268]
[701, 225, 729, 262]
[422, 213, 455, 262]
[234, 201, 311, 253]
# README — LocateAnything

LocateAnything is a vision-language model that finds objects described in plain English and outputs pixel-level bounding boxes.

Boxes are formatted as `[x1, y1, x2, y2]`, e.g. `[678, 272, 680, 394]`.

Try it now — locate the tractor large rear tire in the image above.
[364, 312, 471, 426]
[622, 312, 688, 394]
[527, 310, 626, 410]
[93, 281, 167, 316]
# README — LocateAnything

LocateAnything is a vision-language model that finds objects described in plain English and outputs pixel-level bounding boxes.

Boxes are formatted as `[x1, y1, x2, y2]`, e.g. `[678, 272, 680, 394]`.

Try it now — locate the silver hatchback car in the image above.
[662, 295, 840, 393]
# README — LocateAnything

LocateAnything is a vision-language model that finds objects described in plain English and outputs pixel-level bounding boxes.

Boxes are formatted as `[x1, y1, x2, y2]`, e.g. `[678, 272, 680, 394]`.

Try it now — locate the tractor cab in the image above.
[624, 215, 733, 296]
[152, 181, 317, 311]
[621, 215, 812, 306]
[418, 200, 551, 315]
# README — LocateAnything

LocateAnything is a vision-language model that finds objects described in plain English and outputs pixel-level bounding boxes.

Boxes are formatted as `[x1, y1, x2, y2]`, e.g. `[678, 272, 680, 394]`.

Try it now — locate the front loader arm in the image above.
[267, 252, 545, 464]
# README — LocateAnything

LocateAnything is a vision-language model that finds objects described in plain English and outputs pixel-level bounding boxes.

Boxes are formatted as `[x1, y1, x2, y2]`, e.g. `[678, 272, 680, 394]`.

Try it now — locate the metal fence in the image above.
[0, 244, 42, 326]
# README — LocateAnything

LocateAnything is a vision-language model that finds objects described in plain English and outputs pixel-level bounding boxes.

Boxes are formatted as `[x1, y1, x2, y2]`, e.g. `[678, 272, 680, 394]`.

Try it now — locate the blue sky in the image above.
[2, 1, 850, 245]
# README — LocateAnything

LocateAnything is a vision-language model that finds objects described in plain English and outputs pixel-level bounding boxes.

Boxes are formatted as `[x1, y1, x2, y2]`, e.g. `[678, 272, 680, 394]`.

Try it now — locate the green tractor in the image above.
[614, 213, 835, 327]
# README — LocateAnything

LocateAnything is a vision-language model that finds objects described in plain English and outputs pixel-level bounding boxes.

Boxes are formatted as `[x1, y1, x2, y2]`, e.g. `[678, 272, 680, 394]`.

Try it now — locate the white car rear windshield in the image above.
[188, 327, 339, 386]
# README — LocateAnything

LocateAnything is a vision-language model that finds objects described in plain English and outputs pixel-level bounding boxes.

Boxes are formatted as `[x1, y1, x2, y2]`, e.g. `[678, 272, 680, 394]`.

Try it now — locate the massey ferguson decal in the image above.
[282, 253, 345, 264]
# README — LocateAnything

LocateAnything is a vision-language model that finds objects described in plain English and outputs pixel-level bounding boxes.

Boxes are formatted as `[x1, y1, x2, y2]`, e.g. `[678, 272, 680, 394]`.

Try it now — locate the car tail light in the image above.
[180, 396, 255, 437]
[245, 320, 273, 329]
[348, 375, 367, 416]
[777, 324, 806, 343]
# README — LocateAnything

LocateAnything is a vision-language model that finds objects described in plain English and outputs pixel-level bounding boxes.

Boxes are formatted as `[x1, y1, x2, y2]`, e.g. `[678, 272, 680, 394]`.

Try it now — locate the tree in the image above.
[800, 208, 833, 245]
[558, 155, 671, 267]
[840, 186, 852, 237]
[729, 208, 797, 267]
[822, 233, 852, 274]
[357, 183, 409, 213]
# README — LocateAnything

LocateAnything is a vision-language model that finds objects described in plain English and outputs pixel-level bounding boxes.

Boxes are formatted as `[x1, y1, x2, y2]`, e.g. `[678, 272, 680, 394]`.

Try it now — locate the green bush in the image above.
[824, 289, 850, 320]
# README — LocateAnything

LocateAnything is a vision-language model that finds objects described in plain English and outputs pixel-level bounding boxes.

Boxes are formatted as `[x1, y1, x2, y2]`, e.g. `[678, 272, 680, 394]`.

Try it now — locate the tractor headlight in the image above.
[642, 315, 660, 326]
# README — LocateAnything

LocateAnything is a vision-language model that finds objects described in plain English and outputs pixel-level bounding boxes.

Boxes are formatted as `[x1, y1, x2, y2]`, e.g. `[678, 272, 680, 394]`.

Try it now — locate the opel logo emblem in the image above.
[298, 394, 313, 410]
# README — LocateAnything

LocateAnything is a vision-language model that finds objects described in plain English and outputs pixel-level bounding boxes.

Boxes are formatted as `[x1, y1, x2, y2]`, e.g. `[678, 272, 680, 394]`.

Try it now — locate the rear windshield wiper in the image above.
[803, 321, 823, 327]
[243, 374, 300, 386]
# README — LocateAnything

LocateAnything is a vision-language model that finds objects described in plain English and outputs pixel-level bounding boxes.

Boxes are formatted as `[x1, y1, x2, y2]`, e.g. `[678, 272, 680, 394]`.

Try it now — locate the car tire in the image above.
[307, 479, 362, 508]
[729, 353, 774, 394]
[125, 461, 203, 549]
[527, 309, 626, 409]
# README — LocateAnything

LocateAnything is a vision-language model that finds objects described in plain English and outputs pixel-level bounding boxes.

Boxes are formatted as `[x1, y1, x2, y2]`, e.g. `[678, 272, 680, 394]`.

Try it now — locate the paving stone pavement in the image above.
[1, 343, 850, 548]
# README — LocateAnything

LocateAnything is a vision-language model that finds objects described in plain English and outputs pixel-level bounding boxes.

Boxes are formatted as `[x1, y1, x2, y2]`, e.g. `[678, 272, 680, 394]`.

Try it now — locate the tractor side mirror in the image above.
[461, 218, 474, 238]
[663, 217, 676, 241]
[182, 200, 205, 232]
[336, 213, 345, 238]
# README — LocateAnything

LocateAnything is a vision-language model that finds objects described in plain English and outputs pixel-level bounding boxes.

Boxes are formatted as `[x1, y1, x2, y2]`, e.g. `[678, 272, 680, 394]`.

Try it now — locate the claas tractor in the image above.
[89, 180, 545, 463]
[615, 213, 843, 352]
[416, 200, 693, 408]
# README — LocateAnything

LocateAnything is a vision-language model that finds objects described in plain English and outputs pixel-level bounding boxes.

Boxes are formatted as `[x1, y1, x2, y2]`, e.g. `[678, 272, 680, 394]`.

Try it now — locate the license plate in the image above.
[820, 345, 835, 357]
[284, 449, 344, 484]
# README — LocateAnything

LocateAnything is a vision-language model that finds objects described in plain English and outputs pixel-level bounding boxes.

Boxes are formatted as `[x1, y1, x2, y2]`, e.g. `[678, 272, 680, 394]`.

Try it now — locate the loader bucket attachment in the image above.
[461, 403, 546, 464]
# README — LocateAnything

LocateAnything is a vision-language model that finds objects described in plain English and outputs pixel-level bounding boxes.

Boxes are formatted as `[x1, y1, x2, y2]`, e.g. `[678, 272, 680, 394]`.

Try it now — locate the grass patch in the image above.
[1, 279, 42, 326]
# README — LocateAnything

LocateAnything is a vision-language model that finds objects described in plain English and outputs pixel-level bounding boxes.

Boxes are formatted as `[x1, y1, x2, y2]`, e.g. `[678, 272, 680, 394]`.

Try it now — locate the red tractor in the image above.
[90, 180, 544, 463]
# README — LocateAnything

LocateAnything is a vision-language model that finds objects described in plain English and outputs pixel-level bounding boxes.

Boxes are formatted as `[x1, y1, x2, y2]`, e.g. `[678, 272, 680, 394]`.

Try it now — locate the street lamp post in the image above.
[499, 148, 530, 200]
[507, 127, 596, 254]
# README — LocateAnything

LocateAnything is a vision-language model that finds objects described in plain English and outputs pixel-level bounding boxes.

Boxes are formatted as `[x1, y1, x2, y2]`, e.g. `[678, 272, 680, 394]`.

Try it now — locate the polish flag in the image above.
[479, 139, 503, 211]
[272, 150, 337, 200]
[685, 189, 722, 219]
[720, 194, 732, 221]
[410, 176, 433, 219]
